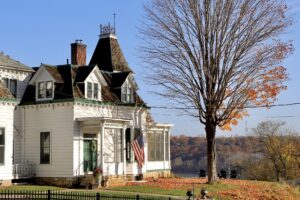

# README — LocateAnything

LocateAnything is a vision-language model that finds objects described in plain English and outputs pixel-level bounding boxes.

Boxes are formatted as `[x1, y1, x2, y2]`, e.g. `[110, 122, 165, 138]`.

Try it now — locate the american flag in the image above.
[131, 134, 144, 168]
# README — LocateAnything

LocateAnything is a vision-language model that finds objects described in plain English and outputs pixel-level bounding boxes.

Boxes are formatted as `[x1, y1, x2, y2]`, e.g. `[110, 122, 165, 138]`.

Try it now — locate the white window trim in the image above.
[121, 80, 133, 103]
[85, 81, 101, 101]
[36, 80, 54, 101]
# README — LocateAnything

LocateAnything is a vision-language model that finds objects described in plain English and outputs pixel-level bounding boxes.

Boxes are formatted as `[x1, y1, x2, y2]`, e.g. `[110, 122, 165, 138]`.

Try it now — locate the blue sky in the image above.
[0, 0, 299, 136]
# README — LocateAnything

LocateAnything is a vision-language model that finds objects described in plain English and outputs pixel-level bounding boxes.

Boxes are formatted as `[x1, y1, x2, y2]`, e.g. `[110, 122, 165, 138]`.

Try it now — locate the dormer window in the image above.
[37, 81, 53, 100]
[86, 81, 100, 100]
[121, 81, 133, 103]
[2, 78, 17, 97]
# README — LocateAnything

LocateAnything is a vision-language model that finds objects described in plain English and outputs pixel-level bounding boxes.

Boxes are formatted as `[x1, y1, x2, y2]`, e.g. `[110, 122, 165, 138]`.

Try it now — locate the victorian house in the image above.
[0, 25, 172, 186]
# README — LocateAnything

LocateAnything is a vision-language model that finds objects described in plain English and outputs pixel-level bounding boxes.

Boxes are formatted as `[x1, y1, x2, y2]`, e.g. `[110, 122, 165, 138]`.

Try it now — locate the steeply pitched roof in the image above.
[89, 36, 132, 72]
[43, 64, 64, 83]
[74, 65, 95, 82]
[102, 71, 130, 88]
[0, 52, 33, 72]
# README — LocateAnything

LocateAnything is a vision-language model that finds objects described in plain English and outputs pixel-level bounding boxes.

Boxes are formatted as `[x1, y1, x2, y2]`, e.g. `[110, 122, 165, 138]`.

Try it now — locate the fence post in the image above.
[47, 190, 51, 200]
[136, 194, 140, 200]
[96, 192, 100, 200]
[169, 197, 171, 200]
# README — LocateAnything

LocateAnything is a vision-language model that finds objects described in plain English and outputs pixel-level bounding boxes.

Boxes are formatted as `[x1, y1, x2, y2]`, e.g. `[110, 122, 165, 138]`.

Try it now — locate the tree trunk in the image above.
[206, 124, 218, 184]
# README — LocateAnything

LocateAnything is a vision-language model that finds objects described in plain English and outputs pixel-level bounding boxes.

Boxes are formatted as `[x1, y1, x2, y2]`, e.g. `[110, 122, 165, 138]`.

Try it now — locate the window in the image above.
[0, 128, 5, 164]
[165, 131, 170, 160]
[93, 83, 98, 99]
[121, 82, 133, 103]
[2, 78, 17, 97]
[38, 82, 45, 98]
[86, 82, 100, 100]
[87, 82, 93, 99]
[147, 130, 165, 161]
[37, 81, 53, 100]
[40, 132, 50, 164]
[46, 81, 53, 98]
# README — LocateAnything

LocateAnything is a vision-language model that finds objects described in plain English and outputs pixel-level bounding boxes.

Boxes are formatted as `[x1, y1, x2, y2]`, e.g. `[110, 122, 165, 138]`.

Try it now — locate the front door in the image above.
[83, 134, 97, 172]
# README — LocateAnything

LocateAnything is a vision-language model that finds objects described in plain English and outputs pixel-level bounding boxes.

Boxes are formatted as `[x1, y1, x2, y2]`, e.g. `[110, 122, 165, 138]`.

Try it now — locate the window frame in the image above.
[0, 128, 5, 165]
[147, 130, 168, 162]
[2, 78, 17, 98]
[36, 81, 54, 100]
[121, 81, 133, 103]
[93, 83, 99, 100]
[40, 131, 51, 164]
[85, 81, 100, 101]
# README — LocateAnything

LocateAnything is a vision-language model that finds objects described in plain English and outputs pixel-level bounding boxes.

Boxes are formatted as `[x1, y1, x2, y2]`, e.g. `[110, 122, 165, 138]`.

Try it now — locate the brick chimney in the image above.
[71, 40, 86, 66]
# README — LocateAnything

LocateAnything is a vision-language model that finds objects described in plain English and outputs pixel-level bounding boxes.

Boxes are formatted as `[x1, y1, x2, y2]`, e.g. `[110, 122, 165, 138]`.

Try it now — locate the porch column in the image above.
[122, 125, 127, 175]
[163, 127, 166, 170]
[100, 122, 105, 171]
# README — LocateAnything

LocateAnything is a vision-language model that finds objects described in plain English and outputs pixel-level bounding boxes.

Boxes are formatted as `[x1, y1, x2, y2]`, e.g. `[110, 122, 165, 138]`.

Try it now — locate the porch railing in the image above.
[13, 163, 35, 179]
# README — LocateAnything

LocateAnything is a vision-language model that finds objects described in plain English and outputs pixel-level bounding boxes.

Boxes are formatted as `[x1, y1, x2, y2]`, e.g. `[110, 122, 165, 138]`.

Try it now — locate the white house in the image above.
[0, 53, 33, 186]
[1, 25, 172, 187]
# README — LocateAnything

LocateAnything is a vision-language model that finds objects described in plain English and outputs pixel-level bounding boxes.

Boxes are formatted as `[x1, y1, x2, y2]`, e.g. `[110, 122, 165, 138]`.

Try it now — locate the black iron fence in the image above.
[0, 190, 173, 200]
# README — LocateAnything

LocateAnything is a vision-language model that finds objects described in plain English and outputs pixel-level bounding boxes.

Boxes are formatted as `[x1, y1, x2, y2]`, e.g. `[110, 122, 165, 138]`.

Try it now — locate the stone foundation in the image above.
[34, 177, 75, 188]
[32, 170, 171, 188]
[144, 170, 172, 179]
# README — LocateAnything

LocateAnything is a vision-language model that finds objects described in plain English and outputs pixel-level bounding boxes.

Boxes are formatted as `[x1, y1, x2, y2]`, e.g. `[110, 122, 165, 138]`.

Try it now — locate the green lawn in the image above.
[0, 179, 299, 200]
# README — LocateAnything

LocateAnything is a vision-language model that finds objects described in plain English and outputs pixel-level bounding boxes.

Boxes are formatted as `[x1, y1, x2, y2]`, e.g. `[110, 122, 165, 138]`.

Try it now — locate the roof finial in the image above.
[99, 23, 117, 39]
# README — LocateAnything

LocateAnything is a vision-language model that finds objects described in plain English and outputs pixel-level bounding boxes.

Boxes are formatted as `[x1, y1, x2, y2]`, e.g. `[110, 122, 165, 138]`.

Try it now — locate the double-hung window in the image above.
[40, 132, 50, 164]
[86, 82, 99, 100]
[37, 81, 53, 100]
[87, 82, 93, 99]
[0, 128, 5, 164]
[93, 83, 99, 99]
[2, 78, 17, 97]
[121, 82, 133, 103]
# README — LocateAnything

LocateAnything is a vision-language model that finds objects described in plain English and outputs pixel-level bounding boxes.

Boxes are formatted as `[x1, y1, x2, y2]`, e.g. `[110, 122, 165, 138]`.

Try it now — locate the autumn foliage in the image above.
[142, 0, 294, 183]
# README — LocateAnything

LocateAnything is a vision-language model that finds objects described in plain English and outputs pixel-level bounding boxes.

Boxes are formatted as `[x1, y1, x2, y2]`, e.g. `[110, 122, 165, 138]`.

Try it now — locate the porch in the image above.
[76, 117, 135, 177]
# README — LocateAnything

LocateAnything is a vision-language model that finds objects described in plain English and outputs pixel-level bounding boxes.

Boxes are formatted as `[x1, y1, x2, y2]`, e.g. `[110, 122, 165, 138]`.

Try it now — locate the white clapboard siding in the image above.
[22, 103, 74, 177]
[0, 102, 15, 180]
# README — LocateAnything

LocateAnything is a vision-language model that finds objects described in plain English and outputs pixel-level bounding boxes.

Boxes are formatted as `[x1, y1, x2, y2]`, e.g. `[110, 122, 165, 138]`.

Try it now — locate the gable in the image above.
[29, 65, 56, 85]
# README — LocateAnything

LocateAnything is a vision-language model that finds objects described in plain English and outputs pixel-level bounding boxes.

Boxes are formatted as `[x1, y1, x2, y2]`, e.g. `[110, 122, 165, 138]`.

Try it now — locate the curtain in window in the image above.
[46, 81, 53, 98]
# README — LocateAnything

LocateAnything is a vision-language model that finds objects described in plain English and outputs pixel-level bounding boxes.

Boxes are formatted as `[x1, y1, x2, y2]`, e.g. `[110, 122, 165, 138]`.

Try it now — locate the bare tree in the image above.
[253, 121, 299, 181]
[140, 0, 293, 183]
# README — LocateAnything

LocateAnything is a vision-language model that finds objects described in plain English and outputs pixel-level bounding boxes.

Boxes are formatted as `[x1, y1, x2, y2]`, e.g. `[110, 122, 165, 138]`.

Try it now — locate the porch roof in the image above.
[76, 117, 131, 123]
[149, 123, 174, 128]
